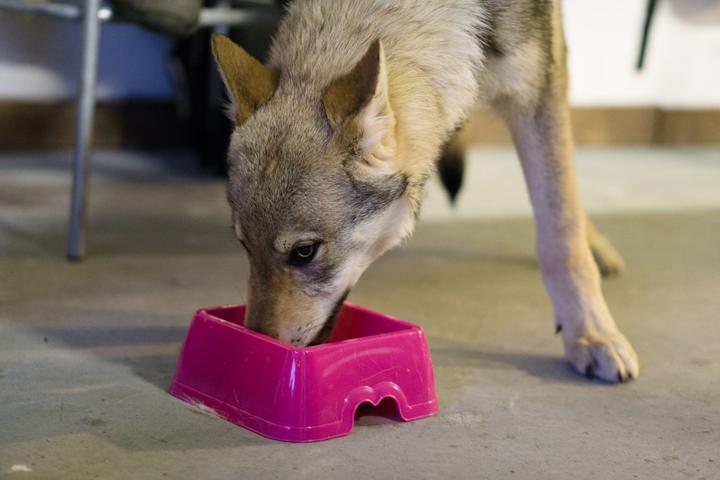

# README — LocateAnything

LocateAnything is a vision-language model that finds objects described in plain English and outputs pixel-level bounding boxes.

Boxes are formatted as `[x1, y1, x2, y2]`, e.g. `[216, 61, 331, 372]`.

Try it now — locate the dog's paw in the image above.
[564, 331, 639, 383]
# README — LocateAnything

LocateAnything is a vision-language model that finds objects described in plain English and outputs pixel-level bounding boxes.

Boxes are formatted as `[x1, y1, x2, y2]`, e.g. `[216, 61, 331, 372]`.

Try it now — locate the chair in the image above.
[0, 0, 276, 259]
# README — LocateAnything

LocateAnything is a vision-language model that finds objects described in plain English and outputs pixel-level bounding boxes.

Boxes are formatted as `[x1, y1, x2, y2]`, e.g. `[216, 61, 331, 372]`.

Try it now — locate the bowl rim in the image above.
[197, 302, 422, 353]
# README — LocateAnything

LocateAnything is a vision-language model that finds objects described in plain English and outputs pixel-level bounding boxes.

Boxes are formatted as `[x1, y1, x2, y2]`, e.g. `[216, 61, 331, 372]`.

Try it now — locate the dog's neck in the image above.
[268, 0, 484, 215]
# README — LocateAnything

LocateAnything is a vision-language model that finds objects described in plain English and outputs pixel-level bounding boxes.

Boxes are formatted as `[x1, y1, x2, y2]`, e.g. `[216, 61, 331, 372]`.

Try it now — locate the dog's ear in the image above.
[323, 40, 397, 173]
[212, 35, 279, 125]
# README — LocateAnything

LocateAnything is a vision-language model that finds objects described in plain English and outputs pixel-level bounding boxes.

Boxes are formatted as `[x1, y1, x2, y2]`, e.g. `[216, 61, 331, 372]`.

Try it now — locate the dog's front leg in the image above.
[498, 93, 639, 383]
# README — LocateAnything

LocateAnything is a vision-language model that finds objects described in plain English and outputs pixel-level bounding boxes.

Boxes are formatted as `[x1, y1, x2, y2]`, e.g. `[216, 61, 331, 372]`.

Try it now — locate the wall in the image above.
[564, 0, 720, 108]
[0, 1, 719, 106]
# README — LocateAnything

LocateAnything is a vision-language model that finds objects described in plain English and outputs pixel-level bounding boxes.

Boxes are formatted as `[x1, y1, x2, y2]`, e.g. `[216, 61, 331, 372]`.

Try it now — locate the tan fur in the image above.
[214, 0, 639, 382]
[493, 5, 638, 382]
[323, 40, 383, 128]
[212, 35, 278, 124]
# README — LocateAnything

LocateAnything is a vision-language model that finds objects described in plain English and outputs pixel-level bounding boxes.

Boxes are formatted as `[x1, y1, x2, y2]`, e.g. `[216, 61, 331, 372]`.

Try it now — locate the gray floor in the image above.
[1, 147, 719, 479]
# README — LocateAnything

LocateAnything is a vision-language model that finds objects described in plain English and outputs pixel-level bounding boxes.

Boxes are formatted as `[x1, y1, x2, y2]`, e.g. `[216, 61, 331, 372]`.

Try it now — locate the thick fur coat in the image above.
[213, 0, 639, 383]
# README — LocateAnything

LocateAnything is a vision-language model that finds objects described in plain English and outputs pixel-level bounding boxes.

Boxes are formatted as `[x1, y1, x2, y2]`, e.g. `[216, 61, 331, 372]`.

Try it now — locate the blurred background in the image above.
[1, 0, 719, 257]
[3, 0, 719, 151]
[1, 1, 719, 478]
[2, 1, 719, 158]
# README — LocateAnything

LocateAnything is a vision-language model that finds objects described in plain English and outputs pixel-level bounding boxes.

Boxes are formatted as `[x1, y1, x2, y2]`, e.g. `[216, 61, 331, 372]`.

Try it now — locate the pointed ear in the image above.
[323, 40, 396, 163]
[211, 35, 279, 125]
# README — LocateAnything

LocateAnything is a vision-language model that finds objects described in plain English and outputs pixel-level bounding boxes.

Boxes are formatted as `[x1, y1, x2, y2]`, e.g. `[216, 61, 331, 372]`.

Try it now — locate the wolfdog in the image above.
[212, 0, 639, 382]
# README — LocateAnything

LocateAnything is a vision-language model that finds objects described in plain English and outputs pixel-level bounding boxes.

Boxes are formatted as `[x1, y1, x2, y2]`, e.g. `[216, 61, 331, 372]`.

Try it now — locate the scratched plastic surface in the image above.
[169, 303, 439, 442]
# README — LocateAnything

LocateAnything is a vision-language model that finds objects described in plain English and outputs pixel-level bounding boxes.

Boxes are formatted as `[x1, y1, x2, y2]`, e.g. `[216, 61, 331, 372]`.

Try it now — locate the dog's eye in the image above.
[288, 242, 320, 266]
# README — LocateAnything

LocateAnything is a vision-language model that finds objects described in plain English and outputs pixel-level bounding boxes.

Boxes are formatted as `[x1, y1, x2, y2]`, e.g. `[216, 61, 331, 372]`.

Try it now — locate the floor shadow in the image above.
[0, 217, 62, 256]
[391, 247, 538, 270]
[34, 325, 187, 348]
[1, 213, 241, 259]
[108, 353, 180, 390]
[354, 397, 403, 427]
[49, 326, 184, 391]
[19, 323, 273, 450]
[31, 312, 188, 392]
[430, 341, 591, 385]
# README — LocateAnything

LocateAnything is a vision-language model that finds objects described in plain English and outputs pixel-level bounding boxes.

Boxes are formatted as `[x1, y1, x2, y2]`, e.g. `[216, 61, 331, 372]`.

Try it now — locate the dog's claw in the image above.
[565, 331, 640, 383]
[555, 324, 562, 334]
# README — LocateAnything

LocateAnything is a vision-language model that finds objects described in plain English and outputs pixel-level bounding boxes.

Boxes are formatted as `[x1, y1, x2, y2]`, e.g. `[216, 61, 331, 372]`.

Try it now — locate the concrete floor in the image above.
[1, 147, 719, 479]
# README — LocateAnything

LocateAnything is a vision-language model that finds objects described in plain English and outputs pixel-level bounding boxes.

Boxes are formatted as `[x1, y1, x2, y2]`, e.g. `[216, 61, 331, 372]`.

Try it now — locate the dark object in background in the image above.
[109, 0, 203, 36]
[172, 3, 284, 175]
[636, 0, 658, 70]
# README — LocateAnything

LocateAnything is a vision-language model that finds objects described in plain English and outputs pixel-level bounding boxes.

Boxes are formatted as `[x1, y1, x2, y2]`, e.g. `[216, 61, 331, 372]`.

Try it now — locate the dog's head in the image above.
[213, 36, 415, 345]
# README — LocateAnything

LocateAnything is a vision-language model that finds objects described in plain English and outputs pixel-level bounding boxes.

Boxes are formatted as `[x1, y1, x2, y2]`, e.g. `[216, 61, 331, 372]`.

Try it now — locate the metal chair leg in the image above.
[68, 0, 102, 260]
[636, 0, 658, 70]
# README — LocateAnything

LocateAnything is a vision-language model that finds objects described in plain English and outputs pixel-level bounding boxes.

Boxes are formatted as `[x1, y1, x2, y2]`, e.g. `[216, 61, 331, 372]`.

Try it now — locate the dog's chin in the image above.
[308, 289, 351, 346]
[307, 318, 335, 346]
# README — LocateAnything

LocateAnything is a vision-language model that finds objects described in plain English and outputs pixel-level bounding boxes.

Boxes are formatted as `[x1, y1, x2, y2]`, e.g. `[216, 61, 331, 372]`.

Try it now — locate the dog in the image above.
[211, 0, 639, 383]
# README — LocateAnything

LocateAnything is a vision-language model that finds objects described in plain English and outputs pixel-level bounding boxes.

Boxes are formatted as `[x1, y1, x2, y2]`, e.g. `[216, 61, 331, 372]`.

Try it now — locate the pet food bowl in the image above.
[169, 303, 439, 442]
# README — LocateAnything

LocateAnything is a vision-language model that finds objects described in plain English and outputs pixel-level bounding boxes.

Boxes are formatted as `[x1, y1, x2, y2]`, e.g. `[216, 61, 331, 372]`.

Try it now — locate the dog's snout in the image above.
[244, 270, 350, 346]
[244, 303, 288, 341]
[243, 307, 269, 335]
[243, 298, 327, 346]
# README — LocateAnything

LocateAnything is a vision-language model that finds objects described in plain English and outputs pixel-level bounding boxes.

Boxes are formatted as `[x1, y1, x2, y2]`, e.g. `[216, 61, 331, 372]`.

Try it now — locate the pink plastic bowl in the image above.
[169, 303, 439, 442]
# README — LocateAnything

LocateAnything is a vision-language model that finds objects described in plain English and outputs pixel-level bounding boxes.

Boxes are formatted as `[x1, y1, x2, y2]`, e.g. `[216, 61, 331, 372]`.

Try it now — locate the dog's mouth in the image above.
[308, 289, 350, 346]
